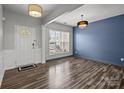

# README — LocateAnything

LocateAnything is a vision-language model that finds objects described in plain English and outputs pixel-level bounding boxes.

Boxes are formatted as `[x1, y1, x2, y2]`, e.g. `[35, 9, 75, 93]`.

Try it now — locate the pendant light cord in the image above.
[81, 15, 83, 20]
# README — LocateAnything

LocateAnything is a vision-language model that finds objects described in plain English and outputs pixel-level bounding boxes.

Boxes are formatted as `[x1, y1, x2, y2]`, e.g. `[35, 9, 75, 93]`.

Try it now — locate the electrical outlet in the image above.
[121, 58, 124, 61]
[75, 51, 78, 54]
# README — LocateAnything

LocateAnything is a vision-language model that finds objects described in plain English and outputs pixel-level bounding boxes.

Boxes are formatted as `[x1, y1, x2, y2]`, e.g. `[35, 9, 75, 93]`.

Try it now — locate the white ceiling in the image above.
[55, 4, 124, 26]
[3, 4, 124, 27]
[3, 4, 59, 19]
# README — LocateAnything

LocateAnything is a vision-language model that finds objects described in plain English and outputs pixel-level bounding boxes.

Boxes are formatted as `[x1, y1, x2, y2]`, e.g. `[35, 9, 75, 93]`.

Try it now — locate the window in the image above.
[49, 30, 70, 55]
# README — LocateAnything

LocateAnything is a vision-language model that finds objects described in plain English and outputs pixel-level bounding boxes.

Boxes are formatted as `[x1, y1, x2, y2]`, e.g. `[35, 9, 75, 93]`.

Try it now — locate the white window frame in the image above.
[48, 29, 71, 56]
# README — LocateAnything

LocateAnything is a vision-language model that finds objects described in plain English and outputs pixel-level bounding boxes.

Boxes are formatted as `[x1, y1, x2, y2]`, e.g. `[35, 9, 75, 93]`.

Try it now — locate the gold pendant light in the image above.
[77, 15, 88, 28]
[28, 4, 43, 18]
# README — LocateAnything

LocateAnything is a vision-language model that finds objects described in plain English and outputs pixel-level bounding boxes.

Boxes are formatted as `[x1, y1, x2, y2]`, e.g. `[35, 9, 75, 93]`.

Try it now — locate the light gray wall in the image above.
[0, 4, 3, 86]
[3, 9, 42, 50]
[0, 5, 3, 51]
[45, 22, 73, 60]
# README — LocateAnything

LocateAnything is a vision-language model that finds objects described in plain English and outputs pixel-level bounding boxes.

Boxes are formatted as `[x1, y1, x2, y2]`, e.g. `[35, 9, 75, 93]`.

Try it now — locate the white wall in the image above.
[41, 25, 46, 64]
[0, 4, 4, 87]
[45, 22, 73, 60]
[2, 9, 42, 70]
[3, 9, 42, 50]
[0, 5, 3, 51]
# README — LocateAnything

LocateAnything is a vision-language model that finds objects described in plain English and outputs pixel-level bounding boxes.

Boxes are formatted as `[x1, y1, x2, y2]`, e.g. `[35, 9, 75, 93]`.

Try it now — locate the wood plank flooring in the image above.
[1, 56, 124, 89]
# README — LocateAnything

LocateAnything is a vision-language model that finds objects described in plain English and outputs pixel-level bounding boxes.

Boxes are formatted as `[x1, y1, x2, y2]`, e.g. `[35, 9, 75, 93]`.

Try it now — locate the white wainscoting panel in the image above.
[33, 48, 41, 64]
[16, 49, 33, 66]
[0, 52, 4, 87]
[3, 50, 16, 70]
[0, 52, 3, 70]
[16, 48, 41, 67]
[2, 49, 41, 70]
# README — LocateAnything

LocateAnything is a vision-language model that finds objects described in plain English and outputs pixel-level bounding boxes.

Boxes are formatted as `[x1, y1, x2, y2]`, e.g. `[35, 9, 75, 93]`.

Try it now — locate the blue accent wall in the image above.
[73, 14, 124, 67]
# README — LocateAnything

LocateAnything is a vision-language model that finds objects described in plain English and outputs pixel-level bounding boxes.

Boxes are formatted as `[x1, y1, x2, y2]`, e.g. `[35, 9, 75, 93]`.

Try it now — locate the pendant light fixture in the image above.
[28, 4, 43, 18]
[77, 15, 88, 28]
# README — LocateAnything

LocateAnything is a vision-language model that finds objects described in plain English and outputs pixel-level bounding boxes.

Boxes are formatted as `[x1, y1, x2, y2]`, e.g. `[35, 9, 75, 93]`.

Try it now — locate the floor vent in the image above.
[18, 64, 37, 71]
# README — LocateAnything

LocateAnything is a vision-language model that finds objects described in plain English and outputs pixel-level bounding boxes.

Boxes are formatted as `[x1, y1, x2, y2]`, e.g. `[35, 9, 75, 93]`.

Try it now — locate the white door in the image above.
[15, 25, 36, 66]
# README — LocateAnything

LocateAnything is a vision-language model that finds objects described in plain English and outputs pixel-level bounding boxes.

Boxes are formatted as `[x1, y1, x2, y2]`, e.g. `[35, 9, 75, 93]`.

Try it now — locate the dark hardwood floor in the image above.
[1, 56, 124, 89]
